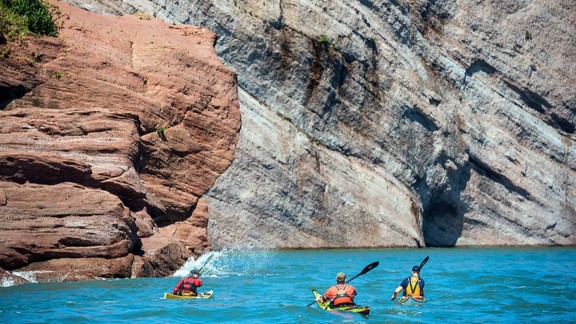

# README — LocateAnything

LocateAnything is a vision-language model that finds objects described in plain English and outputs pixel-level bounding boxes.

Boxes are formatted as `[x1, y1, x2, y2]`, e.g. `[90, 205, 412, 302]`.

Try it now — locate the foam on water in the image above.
[2, 270, 59, 286]
[1, 277, 14, 287]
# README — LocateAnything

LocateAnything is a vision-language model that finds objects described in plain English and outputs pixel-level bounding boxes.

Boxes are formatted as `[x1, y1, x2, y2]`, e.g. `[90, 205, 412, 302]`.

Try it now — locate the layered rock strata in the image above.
[0, 0, 240, 284]
[65, 0, 575, 249]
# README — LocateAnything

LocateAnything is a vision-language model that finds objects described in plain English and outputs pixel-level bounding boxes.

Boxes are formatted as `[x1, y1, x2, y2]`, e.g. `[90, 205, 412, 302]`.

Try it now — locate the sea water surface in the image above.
[1, 247, 575, 323]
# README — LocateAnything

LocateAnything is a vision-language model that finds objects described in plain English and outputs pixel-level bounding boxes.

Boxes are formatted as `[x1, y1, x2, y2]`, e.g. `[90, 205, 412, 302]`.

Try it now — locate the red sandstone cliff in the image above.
[0, 0, 240, 284]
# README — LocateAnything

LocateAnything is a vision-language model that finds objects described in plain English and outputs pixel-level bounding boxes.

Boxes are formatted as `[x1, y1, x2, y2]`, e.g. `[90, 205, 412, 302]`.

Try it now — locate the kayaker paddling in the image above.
[173, 270, 203, 296]
[391, 265, 425, 301]
[307, 261, 378, 316]
[316, 272, 357, 307]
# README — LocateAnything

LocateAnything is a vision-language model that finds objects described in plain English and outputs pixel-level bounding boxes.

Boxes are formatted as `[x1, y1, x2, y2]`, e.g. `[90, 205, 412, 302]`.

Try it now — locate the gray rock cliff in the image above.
[64, 0, 575, 248]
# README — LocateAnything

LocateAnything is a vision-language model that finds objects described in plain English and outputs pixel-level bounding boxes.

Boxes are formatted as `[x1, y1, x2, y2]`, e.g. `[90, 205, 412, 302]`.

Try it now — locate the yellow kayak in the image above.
[164, 290, 214, 300]
[399, 295, 426, 305]
[312, 290, 370, 316]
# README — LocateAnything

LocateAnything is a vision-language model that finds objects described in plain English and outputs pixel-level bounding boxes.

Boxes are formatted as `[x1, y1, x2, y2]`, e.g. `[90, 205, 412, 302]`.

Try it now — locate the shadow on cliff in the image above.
[420, 160, 472, 247]
[0, 85, 30, 110]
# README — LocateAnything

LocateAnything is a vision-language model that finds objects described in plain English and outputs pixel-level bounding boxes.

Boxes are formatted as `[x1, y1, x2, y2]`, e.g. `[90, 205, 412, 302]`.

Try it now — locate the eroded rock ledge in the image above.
[0, 0, 240, 284]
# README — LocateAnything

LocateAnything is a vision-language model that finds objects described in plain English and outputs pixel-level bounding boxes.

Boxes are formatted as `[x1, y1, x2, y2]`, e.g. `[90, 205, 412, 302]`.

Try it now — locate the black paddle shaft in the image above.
[306, 261, 380, 307]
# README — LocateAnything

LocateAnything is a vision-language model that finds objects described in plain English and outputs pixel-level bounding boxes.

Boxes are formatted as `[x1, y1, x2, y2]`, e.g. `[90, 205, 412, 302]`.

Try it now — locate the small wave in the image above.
[1, 277, 15, 287]
[12, 270, 74, 284]
[14, 272, 37, 283]
[1, 270, 51, 286]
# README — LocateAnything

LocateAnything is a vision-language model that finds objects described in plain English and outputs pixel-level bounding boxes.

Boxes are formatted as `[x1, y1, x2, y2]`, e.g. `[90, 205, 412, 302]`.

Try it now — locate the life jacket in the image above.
[178, 278, 200, 296]
[331, 284, 354, 306]
[404, 276, 422, 297]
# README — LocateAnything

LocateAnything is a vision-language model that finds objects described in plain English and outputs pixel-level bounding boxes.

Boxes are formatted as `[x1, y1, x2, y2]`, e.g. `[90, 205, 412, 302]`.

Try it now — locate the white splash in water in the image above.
[11, 270, 42, 283]
[1, 277, 15, 287]
[172, 248, 274, 278]
[1, 270, 53, 286]
[173, 251, 222, 277]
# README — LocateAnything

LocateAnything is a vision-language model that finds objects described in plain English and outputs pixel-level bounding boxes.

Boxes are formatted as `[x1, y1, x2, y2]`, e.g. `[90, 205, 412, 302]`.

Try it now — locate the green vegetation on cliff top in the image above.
[0, 0, 58, 43]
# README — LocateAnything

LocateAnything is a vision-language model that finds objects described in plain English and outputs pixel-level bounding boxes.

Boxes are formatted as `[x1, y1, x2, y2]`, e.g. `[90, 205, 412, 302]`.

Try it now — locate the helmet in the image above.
[412, 266, 420, 272]
[189, 270, 200, 277]
[336, 272, 346, 279]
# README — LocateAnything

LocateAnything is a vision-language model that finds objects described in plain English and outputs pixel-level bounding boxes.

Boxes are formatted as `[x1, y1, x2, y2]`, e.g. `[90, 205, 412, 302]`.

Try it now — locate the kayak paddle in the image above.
[419, 256, 429, 271]
[197, 253, 215, 274]
[306, 261, 380, 307]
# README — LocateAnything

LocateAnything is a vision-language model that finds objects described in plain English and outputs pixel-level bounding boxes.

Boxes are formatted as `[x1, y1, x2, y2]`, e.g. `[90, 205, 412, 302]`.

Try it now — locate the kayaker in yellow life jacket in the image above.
[391, 265, 425, 301]
[316, 272, 357, 306]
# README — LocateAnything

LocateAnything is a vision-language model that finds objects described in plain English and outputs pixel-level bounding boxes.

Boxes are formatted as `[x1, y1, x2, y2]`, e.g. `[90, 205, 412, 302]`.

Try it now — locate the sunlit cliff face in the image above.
[100, 0, 573, 249]
[0, 0, 241, 283]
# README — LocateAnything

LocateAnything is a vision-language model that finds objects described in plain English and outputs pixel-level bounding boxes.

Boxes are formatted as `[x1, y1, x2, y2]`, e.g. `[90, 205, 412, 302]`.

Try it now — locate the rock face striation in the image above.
[65, 0, 576, 249]
[0, 0, 240, 284]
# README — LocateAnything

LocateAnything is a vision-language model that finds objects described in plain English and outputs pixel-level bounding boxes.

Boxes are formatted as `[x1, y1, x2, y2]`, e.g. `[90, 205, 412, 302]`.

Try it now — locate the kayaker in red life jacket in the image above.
[173, 270, 203, 296]
[316, 272, 357, 306]
[391, 265, 425, 301]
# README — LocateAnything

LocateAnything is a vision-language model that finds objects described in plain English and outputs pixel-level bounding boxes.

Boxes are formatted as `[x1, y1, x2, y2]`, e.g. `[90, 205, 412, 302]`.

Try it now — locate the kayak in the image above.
[399, 295, 426, 305]
[164, 290, 214, 300]
[312, 290, 370, 316]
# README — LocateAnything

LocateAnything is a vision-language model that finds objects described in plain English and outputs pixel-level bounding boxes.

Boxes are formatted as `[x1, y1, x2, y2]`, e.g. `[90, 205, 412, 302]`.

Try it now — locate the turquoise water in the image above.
[1, 248, 575, 323]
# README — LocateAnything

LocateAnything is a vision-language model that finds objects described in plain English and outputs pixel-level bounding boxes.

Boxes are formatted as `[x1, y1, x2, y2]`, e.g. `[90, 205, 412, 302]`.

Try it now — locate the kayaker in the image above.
[391, 265, 425, 301]
[316, 272, 357, 307]
[173, 270, 203, 296]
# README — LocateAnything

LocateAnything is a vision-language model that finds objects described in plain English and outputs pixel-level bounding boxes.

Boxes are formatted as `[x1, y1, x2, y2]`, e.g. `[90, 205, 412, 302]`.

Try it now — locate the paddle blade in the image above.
[347, 261, 380, 282]
[359, 261, 380, 275]
[419, 256, 429, 270]
[306, 290, 319, 307]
